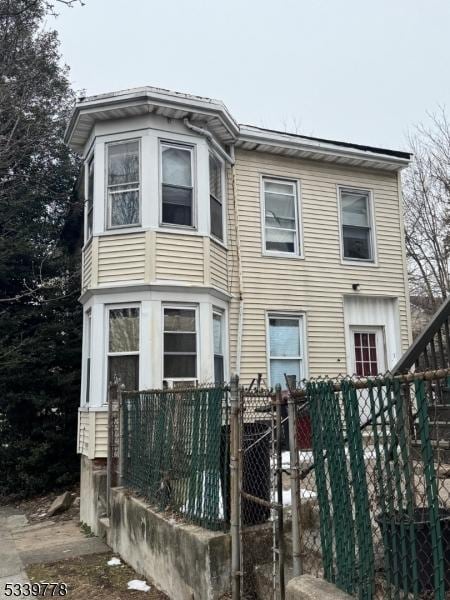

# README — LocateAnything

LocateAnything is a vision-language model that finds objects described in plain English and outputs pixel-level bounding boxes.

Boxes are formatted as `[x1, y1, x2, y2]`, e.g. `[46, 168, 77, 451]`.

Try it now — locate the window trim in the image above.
[266, 312, 307, 388]
[162, 303, 199, 386]
[209, 152, 226, 242]
[261, 176, 303, 258]
[337, 185, 377, 265]
[159, 140, 196, 230]
[105, 303, 141, 397]
[105, 138, 142, 231]
[213, 308, 225, 384]
[84, 152, 94, 242]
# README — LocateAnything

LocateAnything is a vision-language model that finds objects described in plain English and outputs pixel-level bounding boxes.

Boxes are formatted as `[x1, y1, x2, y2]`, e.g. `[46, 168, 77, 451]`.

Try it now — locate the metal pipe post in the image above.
[275, 385, 285, 599]
[230, 374, 241, 600]
[287, 395, 302, 577]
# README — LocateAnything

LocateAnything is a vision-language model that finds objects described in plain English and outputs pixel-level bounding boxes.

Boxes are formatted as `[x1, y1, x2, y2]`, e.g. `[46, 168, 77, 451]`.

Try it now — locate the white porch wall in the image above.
[343, 295, 401, 373]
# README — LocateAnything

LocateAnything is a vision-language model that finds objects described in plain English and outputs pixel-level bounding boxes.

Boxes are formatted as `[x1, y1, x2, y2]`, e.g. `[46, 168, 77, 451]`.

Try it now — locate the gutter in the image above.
[183, 119, 235, 165]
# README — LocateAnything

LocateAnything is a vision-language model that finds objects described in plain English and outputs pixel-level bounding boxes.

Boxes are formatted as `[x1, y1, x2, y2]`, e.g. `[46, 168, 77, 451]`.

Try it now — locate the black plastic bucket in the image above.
[376, 508, 450, 593]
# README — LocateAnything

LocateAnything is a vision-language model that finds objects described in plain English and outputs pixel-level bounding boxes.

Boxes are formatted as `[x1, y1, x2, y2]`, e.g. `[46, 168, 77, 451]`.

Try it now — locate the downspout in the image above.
[183, 119, 244, 376]
[230, 145, 245, 376]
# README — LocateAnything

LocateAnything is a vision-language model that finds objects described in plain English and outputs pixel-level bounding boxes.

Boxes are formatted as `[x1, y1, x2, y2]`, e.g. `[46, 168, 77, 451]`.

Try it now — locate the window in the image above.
[161, 143, 194, 227]
[107, 140, 140, 228]
[213, 310, 224, 384]
[263, 179, 299, 254]
[340, 188, 374, 261]
[163, 307, 197, 382]
[268, 315, 304, 388]
[86, 155, 94, 240]
[85, 311, 92, 404]
[107, 307, 139, 391]
[209, 154, 223, 240]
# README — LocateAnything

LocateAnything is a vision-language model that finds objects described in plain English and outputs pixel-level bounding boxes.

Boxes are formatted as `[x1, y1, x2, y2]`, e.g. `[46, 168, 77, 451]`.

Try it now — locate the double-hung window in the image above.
[209, 154, 224, 240]
[161, 143, 194, 227]
[163, 306, 197, 384]
[263, 178, 300, 255]
[86, 155, 94, 240]
[268, 315, 304, 388]
[106, 140, 140, 228]
[340, 188, 374, 261]
[107, 307, 140, 391]
[213, 310, 225, 384]
[85, 311, 92, 404]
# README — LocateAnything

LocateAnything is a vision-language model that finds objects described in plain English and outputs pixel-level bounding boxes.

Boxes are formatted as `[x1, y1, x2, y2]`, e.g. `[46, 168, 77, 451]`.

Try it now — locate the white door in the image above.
[349, 326, 386, 423]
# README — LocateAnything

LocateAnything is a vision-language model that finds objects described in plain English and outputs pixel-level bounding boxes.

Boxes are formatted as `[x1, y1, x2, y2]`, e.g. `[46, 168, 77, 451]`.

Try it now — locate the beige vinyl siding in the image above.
[77, 409, 108, 458]
[210, 239, 228, 292]
[227, 149, 410, 384]
[156, 232, 204, 283]
[98, 233, 146, 285]
[77, 410, 89, 456]
[82, 242, 93, 292]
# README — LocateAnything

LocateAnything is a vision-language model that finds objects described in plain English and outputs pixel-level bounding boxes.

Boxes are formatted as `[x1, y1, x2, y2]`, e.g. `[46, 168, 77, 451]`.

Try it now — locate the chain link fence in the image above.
[119, 384, 230, 531]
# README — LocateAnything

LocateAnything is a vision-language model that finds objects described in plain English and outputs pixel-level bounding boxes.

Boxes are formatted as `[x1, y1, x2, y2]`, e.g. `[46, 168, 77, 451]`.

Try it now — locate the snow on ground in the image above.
[107, 557, 122, 566]
[127, 580, 151, 592]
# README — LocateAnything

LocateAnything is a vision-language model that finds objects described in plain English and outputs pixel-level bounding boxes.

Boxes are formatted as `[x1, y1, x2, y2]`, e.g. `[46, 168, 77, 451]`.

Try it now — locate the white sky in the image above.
[49, 0, 450, 151]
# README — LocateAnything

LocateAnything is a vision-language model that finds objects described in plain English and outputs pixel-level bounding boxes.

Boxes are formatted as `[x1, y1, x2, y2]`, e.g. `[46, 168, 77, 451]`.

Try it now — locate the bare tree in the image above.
[403, 109, 450, 310]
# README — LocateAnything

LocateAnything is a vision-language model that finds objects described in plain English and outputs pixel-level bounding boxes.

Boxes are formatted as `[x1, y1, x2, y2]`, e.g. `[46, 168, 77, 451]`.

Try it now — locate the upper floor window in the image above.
[107, 140, 140, 229]
[209, 154, 223, 240]
[86, 155, 94, 240]
[263, 178, 300, 255]
[107, 306, 140, 391]
[339, 188, 374, 262]
[161, 142, 194, 227]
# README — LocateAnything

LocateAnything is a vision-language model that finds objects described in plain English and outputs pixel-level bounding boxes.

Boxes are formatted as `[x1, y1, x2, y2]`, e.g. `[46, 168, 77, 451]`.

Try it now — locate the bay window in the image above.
[161, 143, 194, 227]
[263, 178, 300, 255]
[340, 188, 374, 261]
[268, 314, 304, 388]
[209, 154, 223, 240]
[107, 307, 140, 391]
[213, 310, 224, 384]
[107, 140, 140, 228]
[163, 306, 197, 383]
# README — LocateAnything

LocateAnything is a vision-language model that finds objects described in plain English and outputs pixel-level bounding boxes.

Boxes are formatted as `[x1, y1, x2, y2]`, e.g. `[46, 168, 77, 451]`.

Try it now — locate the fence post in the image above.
[118, 386, 125, 487]
[230, 374, 241, 600]
[275, 384, 285, 599]
[288, 394, 302, 577]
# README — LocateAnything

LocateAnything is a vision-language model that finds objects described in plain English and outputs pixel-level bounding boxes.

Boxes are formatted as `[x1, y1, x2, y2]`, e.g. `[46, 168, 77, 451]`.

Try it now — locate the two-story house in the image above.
[65, 86, 412, 521]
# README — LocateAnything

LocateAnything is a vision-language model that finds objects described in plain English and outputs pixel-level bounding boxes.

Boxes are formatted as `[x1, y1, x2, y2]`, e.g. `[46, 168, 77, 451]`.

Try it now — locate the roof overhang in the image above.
[65, 86, 240, 153]
[65, 86, 412, 171]
[237, 125, 411, 172]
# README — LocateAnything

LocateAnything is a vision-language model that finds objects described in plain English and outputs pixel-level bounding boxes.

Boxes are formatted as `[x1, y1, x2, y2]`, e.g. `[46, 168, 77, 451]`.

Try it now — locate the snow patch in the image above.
[127, 580, 151, 592]
[107, 557, 122, 566]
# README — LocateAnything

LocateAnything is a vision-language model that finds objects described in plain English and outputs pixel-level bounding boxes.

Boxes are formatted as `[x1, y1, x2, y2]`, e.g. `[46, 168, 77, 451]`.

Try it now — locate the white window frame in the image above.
[105, 138, 141, 230]
[84, 152, 94, 242]
[213, 308, 226, 384]
[162, 303, 199, 387]
[209, 152, 226, 242]
[261, 176, 302, 258]
[159, 140, 196, 230]
[338, 186, 377, 265]
[266, 312, 307, 388]
[105, 303, 140, 396]
[83, 310, 92, 405]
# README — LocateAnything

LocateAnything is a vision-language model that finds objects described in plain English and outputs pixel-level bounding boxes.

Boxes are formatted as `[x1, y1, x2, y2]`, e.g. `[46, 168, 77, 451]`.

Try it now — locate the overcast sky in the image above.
[49, 0, 450, 151]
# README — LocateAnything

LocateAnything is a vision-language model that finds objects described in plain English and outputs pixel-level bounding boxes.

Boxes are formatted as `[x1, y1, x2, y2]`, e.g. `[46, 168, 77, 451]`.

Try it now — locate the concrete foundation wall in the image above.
[110, 487, 231, 600]
[79, 455, 107, 535]
[287, 575, 353, 600]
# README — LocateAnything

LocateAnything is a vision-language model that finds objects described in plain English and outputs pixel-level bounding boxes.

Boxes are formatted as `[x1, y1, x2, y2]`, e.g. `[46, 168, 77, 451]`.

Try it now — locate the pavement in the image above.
[0, 506, 109, 599]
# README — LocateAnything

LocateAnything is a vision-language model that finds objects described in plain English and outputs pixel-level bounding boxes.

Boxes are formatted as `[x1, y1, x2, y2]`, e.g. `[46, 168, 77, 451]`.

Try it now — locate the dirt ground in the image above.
[27, 553, 169, 600]
[14, 484, 81, 524]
